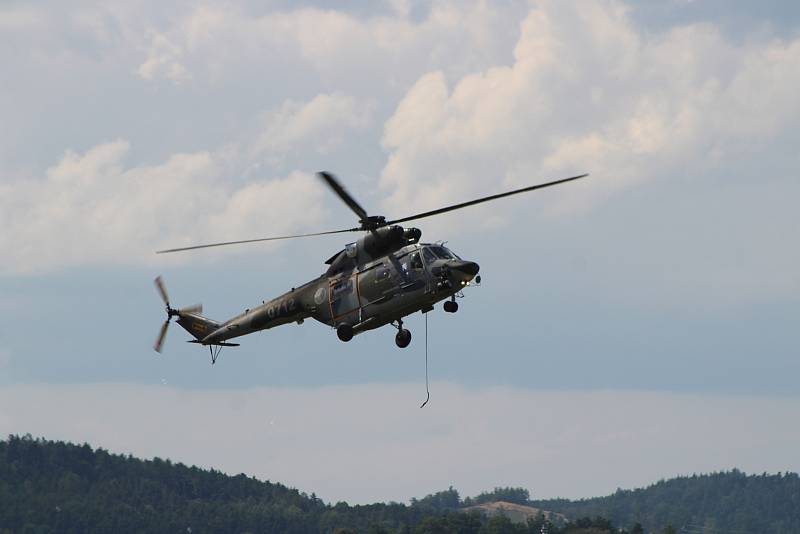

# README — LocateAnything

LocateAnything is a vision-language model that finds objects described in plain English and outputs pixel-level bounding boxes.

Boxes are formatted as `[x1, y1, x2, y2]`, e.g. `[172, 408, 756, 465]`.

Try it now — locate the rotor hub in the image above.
[359, 215, 387, 231]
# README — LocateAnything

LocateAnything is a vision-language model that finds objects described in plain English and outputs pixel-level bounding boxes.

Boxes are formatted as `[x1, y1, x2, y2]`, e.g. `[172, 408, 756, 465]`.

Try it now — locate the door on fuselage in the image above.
[329, 275, 360, 325]
[357, 261, 396, 307]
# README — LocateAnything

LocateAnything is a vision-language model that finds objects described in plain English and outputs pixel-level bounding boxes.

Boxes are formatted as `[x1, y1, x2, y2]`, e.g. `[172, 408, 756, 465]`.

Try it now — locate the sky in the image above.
[1, 0, 799, 505]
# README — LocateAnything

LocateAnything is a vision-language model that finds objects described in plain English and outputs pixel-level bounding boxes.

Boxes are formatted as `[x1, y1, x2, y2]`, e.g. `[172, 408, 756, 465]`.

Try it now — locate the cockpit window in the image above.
[422, 248, 437, 264]
[428, 246, 458, 260]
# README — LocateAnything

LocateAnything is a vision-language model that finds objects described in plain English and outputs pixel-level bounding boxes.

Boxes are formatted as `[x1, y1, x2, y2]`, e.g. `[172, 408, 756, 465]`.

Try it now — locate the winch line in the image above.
[420, 312, 430, 408]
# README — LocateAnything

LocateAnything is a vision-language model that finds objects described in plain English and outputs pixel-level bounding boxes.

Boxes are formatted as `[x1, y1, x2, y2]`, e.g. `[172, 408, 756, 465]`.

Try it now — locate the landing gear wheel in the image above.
[395, 329, 412, 348]
[336, 323, 354, 342]
[443, 300, 459, 313]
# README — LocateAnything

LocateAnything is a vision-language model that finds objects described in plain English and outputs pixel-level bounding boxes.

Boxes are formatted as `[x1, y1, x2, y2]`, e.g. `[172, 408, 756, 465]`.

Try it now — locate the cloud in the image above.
[0, 141, 323, 274]
[251, 93, 373, 161]
[0, 6, 43, 32]
[1, 383, 798, 504]
[132, 2, 524, 89]
[379, 1, 800, 219]
[2, 0, 798, 309]
[0, 83, 382, 276]
[137, 31, 190, 83]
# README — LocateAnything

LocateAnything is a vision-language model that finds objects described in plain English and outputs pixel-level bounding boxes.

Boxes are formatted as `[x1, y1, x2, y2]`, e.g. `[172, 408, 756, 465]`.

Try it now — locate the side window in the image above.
[395, 251, 410, 272]
[410, 252, 423, 270]
[422, 248, 436, 264]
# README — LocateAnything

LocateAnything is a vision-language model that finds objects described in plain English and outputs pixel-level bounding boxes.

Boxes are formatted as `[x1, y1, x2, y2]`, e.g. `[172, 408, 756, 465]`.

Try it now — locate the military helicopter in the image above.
[153, 171, 587, 357]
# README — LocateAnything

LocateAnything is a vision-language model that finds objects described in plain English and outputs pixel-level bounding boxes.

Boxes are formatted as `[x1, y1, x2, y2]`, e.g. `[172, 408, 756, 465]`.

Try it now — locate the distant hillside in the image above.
[533, 470, 800, 534]
[1, 434, 429, 533]
[3, 435, 797, 533]
[0, 435, 612, 534]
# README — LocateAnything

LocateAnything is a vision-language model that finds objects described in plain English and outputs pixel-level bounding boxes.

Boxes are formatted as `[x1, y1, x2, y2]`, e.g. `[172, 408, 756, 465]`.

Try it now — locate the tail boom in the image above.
[176, 313, 221, 342]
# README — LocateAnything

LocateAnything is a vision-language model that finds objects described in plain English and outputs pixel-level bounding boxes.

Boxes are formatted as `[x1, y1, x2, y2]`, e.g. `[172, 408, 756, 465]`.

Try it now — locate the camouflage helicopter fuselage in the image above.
[174, 225, 479, 347]
[155, 171, 587, 354]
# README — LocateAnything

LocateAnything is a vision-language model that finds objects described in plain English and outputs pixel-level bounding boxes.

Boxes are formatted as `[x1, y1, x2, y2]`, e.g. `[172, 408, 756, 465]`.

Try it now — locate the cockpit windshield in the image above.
[427, 245, 459, 260]
[422, 247, 437, 264]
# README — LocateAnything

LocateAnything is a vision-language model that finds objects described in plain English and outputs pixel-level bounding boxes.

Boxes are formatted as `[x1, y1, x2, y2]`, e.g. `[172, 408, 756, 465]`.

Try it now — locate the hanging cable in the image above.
[420, 312, 430, 408]
[210, 345, 223, 365]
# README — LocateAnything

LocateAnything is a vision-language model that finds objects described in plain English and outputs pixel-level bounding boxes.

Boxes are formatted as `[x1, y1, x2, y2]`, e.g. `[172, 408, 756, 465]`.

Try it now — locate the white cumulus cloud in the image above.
[133, 2, 523, 88]
[251, 93, 373, 161]
[379, 1, 800, 220]
[0, 141, 321, 274]
[138, 31, 190, 83]
[0, 86, 379, 275]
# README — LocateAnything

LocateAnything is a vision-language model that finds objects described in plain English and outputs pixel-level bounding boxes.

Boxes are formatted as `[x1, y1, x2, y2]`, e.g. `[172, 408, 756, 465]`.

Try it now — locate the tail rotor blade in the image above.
[154, 276, 170, 306]
[154, 319, 170, 353]
[179, 303, 203, 315]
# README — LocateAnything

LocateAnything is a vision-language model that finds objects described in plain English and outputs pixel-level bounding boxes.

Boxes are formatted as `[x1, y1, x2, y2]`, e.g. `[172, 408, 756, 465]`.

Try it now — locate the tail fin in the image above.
[176, 313, 220, 341]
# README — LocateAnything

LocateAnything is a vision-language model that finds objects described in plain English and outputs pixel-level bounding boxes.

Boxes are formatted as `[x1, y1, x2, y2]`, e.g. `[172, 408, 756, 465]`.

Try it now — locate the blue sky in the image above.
[1, 0, 799, 504]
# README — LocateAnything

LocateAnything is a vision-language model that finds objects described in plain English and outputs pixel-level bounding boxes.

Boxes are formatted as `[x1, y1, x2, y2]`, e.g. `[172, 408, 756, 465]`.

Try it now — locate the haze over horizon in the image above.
[1, 0, 798, 504]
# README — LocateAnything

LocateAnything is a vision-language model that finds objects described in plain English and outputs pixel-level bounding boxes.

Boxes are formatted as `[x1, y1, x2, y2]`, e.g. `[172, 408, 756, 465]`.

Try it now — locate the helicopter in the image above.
[153, 171, 588, 357]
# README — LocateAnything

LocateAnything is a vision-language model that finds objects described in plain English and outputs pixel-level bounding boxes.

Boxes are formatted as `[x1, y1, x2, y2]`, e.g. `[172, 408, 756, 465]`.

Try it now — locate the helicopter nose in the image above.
[450, 260, 480, 276]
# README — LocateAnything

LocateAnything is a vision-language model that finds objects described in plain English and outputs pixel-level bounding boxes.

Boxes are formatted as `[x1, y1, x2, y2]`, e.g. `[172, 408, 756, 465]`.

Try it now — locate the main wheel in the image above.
[443, 300, 459, 313]
[336, 323, 354, 342]
[395, 328, 412, 348]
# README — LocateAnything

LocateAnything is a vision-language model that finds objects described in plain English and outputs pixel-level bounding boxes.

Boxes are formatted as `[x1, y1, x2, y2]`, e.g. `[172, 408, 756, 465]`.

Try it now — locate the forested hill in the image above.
[0, 435, 617, 534]
[532, 470, 800, 534]
[2, 435, 798, 534]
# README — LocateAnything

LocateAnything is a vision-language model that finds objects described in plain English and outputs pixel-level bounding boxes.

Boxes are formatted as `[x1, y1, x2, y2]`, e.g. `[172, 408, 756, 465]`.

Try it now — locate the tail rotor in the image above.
[154, 316, 171, 353]
[153, 276, 202, 353]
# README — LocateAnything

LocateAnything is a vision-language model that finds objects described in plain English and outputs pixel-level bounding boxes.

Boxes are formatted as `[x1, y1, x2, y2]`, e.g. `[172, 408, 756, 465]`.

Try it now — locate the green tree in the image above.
[413, 487, 461, 511]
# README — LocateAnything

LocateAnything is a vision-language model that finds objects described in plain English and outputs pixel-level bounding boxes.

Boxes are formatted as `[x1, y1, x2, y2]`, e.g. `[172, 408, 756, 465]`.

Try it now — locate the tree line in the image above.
[2, 435, 792, 533]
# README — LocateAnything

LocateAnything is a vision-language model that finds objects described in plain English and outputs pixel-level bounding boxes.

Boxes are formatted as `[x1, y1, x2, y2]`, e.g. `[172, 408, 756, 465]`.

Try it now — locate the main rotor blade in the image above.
[156, 228, 358, 254]
[318, 171, 369, 222]
[385, 174, 589, 226]
[154, 319, 170, 353]
[154, 276, 169, 306]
